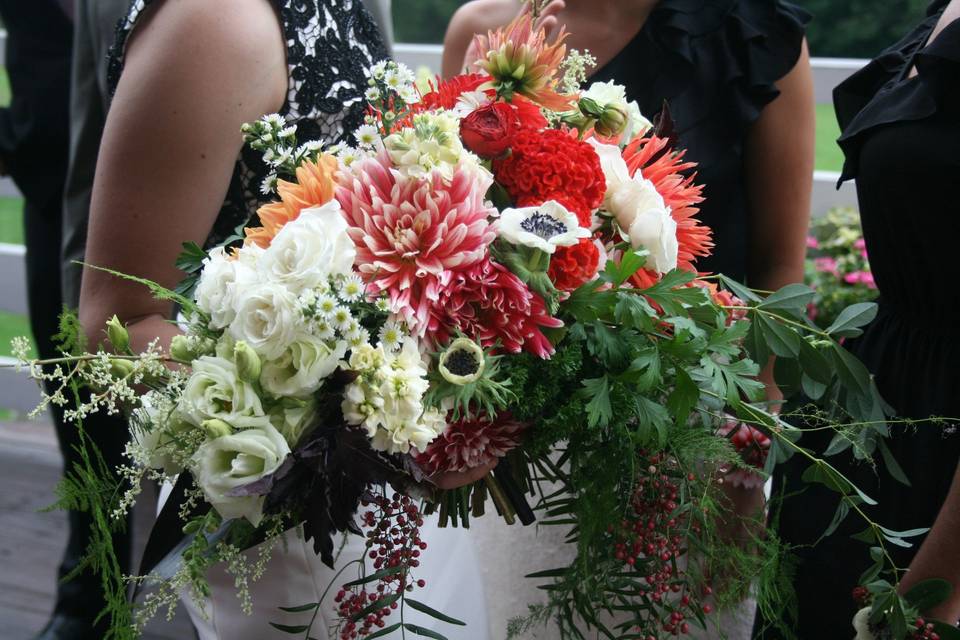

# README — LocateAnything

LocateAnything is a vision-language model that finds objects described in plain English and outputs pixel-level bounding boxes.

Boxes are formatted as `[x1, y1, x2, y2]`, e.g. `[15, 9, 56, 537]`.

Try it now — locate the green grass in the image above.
[0, 197, 24, 244]
[815, 103, 844, 173]
[0, 310, 35, 359]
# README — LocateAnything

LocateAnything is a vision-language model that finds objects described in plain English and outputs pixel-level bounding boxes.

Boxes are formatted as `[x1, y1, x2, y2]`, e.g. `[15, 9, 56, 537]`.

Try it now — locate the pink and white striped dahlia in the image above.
[428, 258, 562, 359]
[336, 154, 497, 331]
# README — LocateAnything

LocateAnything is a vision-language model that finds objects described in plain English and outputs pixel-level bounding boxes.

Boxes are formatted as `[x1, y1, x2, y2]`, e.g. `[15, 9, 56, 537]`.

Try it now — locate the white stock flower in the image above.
[260, 335, 347, 398]
[588, 139, 678, 274]
[228, 284, 301, 360]
[384, 112, 481, 181]
[178, 356, 269, 429]
[259, 202, 357, 291]
[194, 247, 259, 330]
[498, 200, 590, 254]
[193, 423, 291, 526]
[371, 408, 445, 455]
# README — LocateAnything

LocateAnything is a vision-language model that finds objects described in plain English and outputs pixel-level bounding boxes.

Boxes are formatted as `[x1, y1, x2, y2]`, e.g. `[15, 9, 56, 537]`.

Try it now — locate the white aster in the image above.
[365, 86, 381, 101]
[355, 124, 380, 149]
[378, 319, 404, 352]
[331, 306, 353, 333]
[337, 273, 366, 302]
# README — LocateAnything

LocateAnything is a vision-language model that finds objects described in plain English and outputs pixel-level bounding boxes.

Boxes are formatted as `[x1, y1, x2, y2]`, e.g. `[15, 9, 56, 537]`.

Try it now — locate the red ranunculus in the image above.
[460, 102, 519, 159]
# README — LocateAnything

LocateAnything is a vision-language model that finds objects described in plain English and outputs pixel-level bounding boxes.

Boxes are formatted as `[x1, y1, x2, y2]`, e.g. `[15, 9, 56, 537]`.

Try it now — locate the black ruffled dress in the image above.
[590, 0, 810, 283]
[758, 1, 960, 636]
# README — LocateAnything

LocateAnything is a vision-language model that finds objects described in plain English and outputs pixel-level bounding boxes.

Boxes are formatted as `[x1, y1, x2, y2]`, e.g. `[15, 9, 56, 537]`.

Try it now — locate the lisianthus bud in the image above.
[577, 96, 604, 119]
[439, 338, 485, 385]
[596, 104, 628, 138]
[108, 358, 135, 380]
[170, 335, 195, 364]
[106, 315, 130, 353]
[233, 341, 262, 384]
[202, 418, 233, 439]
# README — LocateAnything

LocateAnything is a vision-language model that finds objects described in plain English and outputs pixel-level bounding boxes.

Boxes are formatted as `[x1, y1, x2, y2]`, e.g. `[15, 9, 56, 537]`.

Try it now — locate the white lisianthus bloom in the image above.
[178, 356, 269, 429]
[587, 139, 678, 274]
[581, 81, 652, 141]
[192, 423, 291, 526]
[852, 607, 876, 640]
[228, 284, 301, 360]
[260, 335, 347, 398]
[259, 202, 356, 291]
[498, 200, 591, 254]
[268, 397, 317, 448]
[194, 247, 260, 330]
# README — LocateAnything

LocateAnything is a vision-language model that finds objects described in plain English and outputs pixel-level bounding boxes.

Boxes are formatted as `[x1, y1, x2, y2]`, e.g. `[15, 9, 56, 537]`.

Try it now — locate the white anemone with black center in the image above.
[497, 199, 591, 253]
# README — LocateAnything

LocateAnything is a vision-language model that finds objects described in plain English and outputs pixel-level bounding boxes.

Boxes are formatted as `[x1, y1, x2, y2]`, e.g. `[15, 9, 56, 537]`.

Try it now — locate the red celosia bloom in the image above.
[549, 238, 601, 292]
[428, 258, 562, 358]
[621, 135, 713, 288]
[335, 153, 497, 331]
[494, 128, 606, 214]
[414, 412, 525, 473]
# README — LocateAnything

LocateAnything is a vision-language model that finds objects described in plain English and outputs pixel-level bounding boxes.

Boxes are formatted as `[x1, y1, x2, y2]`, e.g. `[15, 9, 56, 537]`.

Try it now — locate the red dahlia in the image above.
[427, 258, 562, 358]
[415, 413, 525, 474]
[494, 128, 606, 213]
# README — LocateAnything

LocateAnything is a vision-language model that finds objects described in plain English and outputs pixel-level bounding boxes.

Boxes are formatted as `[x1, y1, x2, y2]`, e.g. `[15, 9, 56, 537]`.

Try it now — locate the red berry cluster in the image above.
[333, 493, 428, 639]
[852, 585, 870, 607]
[911, 619, 941, 640]
[609, 453, 712, 637]
[727, 423, 771, 469]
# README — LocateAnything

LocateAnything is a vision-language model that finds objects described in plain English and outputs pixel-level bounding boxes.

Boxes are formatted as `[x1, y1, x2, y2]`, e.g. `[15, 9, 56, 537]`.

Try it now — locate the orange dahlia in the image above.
[245, 154, 339, 249]
[471, 14, 573, 111]
[621, 136, 713, 288]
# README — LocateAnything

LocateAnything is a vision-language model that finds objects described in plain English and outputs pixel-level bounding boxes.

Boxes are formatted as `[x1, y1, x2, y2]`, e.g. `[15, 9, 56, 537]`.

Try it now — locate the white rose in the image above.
[258, 201, 356, 290]
[613, 176, 678, 274]
[587, 138, 632, 196]
[260, 335, 347, 397]
[268, 397, 317, 448]
[193, 247, 260, 330]
[623, 100, 653, 142]
[178, 356, 268, 429]
[228, 284, 301, 360]
[192, 423, 291, 526]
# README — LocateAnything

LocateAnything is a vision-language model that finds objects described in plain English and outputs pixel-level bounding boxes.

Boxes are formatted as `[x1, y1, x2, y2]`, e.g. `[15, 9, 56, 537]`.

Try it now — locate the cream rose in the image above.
[852, 607, 875, 640]
[258, 201, 356, 290]
[588, 139, 678, 274]
[228, 284, 301, 360]
[178, 356, 268, 429]
[193, 423, 291, 526]
[193, 247, 260, 330]
[260, 335, 347, 398]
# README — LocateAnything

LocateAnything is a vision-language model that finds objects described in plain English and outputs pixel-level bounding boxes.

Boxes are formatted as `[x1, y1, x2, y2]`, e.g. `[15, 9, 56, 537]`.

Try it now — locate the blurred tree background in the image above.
[392, 0, 931, 57]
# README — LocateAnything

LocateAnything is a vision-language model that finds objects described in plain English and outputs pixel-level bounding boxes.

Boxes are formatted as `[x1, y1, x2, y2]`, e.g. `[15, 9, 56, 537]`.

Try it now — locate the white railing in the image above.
[0, 33, 867, 412]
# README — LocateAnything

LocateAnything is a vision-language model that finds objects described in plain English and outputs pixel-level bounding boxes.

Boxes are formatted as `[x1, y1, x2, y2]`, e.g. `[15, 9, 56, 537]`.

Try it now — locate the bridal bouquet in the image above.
[15, 12, 952, 640]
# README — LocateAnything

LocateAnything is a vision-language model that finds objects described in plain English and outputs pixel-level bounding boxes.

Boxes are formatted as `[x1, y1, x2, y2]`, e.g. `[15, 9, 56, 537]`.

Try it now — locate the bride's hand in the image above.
[430, 460, 499, 490]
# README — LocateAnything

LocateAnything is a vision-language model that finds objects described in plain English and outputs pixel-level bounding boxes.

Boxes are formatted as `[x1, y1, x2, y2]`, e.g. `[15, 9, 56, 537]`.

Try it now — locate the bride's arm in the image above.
[899, 462, 960, 623]
[79, 0, 287, 351]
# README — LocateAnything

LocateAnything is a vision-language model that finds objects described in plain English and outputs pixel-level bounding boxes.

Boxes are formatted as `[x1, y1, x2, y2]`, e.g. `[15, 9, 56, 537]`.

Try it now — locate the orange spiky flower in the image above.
[471, 14, 573, 111]
[245, 154, 338, 248]
[622, 135, 714, 288]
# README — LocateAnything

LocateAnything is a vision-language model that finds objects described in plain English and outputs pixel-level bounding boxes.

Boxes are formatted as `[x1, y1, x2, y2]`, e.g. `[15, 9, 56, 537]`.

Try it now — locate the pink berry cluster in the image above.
[333, 493, 428, 639]
[610, 453, 712, 638]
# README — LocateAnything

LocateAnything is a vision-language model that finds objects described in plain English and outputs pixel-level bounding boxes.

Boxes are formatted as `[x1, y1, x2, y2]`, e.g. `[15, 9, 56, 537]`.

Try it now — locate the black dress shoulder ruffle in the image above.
[591, 0, 810, 282]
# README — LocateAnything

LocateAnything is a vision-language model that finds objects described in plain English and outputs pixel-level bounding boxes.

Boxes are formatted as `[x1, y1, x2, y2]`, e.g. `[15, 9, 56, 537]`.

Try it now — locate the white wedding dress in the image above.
[158, 486, 490, 640]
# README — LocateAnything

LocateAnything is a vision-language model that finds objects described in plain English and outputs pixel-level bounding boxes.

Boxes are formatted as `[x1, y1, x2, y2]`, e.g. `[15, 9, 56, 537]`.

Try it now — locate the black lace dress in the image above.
[757, 2, 960, 637]
[107, 0, 388, 248]
[589, 0, 810, 283]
